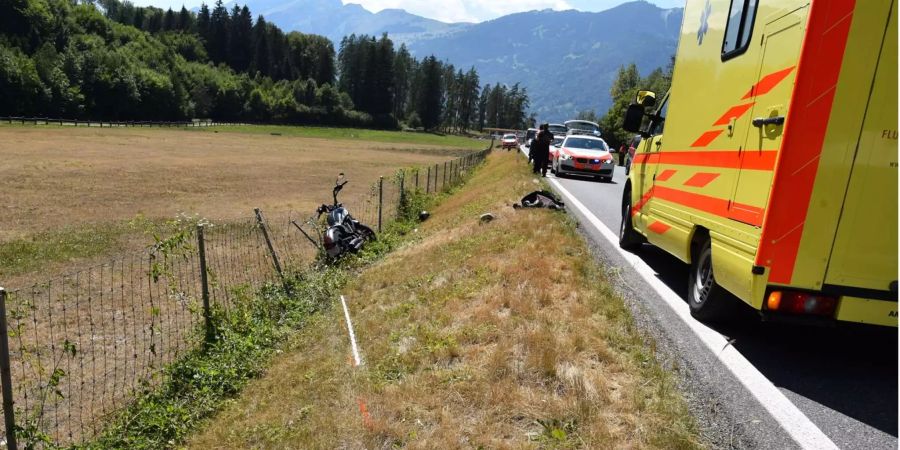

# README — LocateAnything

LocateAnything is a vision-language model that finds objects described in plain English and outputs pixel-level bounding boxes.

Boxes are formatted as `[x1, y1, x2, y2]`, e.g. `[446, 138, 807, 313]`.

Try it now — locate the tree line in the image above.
[0, 0, 530, 131]
[337, 33, 531, 131]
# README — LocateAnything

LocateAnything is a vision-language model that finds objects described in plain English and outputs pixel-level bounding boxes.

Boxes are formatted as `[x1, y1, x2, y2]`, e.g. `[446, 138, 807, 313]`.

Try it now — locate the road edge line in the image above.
[547, 177, 838, 450]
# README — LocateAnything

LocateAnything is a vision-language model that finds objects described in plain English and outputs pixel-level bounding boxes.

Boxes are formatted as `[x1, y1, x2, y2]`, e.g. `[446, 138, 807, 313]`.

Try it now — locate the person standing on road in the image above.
[532, 123, 553, 177]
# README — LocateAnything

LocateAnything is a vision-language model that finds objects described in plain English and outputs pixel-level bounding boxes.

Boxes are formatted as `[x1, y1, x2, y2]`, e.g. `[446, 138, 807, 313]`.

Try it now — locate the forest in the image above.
[0, 0, 531, 130]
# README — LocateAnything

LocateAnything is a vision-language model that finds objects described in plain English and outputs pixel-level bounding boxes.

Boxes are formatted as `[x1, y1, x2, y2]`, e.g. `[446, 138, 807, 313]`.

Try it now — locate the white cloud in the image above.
[343, 0, 574, 23]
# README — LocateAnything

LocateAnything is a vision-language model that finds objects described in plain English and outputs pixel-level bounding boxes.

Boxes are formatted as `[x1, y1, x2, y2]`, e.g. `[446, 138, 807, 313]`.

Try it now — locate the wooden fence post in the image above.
[196, 227, 213, 343]
[254, 209, 284, 281]
[377, 177, 384, 233]
[0, 288, 17, 450]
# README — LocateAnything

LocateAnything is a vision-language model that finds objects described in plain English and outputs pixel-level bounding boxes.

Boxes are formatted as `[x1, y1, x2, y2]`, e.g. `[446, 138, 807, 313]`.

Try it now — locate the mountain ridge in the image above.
[235, 0, 682, 122]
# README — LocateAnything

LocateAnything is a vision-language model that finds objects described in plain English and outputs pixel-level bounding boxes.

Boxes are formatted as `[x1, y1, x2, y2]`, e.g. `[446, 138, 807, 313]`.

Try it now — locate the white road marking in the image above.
[547, 178, 839, 450]
[340, 295, 363, 367]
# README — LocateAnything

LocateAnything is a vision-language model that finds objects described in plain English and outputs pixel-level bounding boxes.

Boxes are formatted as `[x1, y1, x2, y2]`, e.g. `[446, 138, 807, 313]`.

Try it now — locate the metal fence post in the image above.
[377, 176, 384, 233]
[415, 169, 419, 190]
[196, 227, 213, 343]
[254, 208, 284, 281]
[0, 288, 17, 450]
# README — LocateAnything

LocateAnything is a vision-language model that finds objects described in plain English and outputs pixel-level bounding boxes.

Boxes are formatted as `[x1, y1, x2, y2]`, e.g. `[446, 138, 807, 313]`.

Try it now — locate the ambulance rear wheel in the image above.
[688, 237, 737, 322]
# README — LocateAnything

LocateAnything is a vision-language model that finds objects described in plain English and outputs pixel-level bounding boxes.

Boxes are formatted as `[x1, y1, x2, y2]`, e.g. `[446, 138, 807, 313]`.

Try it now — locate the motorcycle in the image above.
[293, 173, 376, 259]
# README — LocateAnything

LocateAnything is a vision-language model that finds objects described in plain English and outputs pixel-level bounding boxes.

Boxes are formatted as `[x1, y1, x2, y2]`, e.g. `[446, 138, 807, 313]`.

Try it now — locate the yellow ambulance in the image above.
[619, 0, 898, 326]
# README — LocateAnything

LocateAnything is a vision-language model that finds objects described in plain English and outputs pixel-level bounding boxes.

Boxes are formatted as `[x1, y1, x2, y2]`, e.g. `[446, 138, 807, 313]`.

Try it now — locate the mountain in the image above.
[407, 1, 683, 122]
[234, 0, 471, 45]
[237, 0, 681, 123]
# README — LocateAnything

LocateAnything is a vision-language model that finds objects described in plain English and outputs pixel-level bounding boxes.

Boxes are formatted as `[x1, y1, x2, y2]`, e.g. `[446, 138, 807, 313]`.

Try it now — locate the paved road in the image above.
[519, 146, 897, 449]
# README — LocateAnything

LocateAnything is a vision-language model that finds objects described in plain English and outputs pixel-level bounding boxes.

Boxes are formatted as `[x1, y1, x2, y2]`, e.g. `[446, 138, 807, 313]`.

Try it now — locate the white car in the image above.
[564, 119, 602, 137]
[548, 123, 568, 137]
[501, 133, 519, 150]
[551, 135, 615, 182]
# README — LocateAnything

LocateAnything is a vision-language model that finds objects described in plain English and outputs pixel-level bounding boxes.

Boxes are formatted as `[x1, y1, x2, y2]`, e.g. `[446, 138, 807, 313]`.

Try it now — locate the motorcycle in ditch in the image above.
[293, 173, 376, 259]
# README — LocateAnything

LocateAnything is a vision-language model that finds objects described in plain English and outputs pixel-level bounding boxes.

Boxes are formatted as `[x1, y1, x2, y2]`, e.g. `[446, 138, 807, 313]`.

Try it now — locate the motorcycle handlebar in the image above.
[333, 180, 348, 204]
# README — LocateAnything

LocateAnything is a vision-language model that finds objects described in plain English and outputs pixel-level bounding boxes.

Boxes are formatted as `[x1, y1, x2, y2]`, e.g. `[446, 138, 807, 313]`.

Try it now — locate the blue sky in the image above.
[128, 0, 684, 23]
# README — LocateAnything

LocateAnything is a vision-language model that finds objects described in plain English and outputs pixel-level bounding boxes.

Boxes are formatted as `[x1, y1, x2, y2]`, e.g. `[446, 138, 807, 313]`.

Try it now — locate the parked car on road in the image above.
[565, 120, 602, 137]
[501, 133, 519, 150]
[552, 135, 615, 182]
[548, 123, 568, 137]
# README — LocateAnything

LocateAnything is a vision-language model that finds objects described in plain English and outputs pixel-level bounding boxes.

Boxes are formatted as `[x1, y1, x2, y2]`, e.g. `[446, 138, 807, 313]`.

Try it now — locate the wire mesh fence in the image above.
[0, 117, 244, 128]
[0, 147, 491, 449]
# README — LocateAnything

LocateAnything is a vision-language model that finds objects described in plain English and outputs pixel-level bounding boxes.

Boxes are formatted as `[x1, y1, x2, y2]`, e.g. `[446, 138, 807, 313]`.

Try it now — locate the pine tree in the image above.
[208, 0, 230, 64]
[132, 7, 146, 29]
[146, 10, 162, 33]
[162, 8, 176, 31]
[313, 37, 336, 85]
[370, 33, 395, 117]
[418, 55, 443, 130]
[477, 85, 489, 131]
[441, 64, 457, 132]
[392, 44, 413, 120]
[250, 16, 270, 77]
[177, 6, 193, 31]
[228, 5, 253, 72]
[267, 25, 287, 80]
[196, 3, 210, 41]
[459, 67, 479, 131]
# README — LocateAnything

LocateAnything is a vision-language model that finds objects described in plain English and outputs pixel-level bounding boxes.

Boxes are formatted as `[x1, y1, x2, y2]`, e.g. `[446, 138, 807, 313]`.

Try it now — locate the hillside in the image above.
[228, 0, 470, 44]
[244, 0, 683, 123]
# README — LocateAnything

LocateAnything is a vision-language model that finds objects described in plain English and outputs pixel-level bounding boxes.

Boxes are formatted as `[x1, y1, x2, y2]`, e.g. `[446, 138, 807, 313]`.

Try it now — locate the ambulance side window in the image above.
[722, 0, 759, 60]
[650, 97, 669, 136]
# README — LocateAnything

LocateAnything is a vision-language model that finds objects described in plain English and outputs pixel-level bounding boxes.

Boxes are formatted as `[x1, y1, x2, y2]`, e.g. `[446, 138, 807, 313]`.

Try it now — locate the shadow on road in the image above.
[631, 244, 899, 437]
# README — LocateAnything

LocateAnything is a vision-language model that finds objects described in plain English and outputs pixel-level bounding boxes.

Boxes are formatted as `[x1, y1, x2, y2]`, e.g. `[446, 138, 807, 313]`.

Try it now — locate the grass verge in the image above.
[192, 124, 487, 149]
[187, 151, 702, 449]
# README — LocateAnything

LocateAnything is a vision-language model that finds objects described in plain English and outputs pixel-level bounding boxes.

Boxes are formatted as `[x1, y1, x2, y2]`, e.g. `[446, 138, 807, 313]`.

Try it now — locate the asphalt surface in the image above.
[518, 146, 898, 449]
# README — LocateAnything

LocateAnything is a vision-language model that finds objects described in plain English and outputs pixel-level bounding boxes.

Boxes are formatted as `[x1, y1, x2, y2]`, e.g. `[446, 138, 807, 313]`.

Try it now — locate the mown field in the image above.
[0, 124, 481, 287]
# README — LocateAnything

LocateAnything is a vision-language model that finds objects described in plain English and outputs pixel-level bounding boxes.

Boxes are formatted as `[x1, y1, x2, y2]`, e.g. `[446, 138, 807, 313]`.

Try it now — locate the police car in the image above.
[551, 135, 615, 182]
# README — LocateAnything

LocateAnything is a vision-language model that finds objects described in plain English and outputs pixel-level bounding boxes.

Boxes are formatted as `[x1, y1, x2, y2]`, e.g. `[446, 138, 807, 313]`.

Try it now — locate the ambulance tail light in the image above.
[766, 290, 838, 317]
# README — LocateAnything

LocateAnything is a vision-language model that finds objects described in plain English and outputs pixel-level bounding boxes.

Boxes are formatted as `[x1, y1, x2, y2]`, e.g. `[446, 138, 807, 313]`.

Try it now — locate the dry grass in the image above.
[186, 151, 702, 449]
[0, 126, 466, 287]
